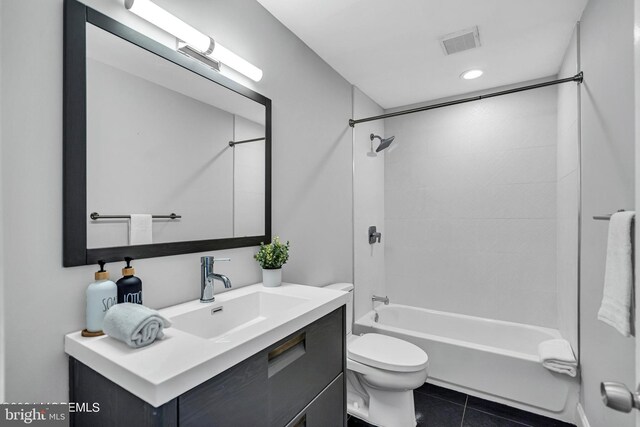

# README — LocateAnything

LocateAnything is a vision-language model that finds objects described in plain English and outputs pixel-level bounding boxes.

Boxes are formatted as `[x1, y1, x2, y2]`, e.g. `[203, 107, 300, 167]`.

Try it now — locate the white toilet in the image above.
[325, 283, 429, 427]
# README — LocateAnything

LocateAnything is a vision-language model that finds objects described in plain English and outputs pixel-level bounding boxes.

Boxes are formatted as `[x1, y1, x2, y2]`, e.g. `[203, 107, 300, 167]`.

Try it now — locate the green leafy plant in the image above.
[254, 237, 290, 269]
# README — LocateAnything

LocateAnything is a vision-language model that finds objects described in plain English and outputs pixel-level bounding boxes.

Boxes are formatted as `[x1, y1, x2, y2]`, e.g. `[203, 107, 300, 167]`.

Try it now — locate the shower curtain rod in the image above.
[348, 72, 583, 127]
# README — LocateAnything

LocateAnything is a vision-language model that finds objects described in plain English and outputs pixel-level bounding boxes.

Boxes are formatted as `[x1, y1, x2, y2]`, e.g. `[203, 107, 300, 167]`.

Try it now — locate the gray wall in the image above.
[579, 0, 636, 426]
[0, 0, 353, 404]
[556, 27, 580, 356]
[383, 87, 558, 327]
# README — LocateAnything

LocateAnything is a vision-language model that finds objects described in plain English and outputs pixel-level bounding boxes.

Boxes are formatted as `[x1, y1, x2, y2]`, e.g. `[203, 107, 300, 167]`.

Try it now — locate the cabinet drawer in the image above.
[178, 351, 268, 427]
[268, 307, 344, 426]
[286, 373, 345, 427]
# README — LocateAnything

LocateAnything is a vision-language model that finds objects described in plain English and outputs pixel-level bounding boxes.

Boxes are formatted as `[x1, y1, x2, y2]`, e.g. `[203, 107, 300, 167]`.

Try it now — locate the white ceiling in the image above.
[256, 0, 588, 109]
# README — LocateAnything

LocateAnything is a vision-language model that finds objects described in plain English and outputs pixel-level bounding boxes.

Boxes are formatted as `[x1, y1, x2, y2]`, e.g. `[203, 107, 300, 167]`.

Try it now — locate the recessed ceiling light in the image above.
[460, 69, 483, 80]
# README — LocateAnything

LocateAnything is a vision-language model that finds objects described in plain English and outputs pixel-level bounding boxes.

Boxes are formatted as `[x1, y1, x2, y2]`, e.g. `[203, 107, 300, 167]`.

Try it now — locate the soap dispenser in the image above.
[83, 260, 117, 337]
[116, 257, 143, 304]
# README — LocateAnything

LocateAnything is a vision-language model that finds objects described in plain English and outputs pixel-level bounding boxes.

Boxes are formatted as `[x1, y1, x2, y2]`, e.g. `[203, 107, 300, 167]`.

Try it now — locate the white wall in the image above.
[579, 0, 636, 426]
[556, 27, 580, 355]
[383, 85, 558, 327]
[0, 0, 353, 405]
[352, 87, 385, 321]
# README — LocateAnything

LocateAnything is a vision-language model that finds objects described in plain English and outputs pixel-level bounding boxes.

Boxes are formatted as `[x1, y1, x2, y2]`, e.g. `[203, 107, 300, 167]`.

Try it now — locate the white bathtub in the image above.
[354, 304, 579, 422]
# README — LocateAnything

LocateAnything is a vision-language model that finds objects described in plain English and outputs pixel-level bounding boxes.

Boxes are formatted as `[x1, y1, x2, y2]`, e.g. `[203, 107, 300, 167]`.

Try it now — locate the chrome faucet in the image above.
[372, 295, 389, 305]
[200, 257, 231, 303]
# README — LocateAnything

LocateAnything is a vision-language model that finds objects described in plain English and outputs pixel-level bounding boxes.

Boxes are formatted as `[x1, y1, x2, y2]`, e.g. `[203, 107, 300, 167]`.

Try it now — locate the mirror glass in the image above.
[85, 23, 265, 248]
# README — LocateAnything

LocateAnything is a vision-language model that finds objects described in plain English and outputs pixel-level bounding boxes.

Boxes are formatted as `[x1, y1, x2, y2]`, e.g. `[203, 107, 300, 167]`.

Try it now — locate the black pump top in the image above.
[122, 257, 136, 277]
[95, 260, 110, 281]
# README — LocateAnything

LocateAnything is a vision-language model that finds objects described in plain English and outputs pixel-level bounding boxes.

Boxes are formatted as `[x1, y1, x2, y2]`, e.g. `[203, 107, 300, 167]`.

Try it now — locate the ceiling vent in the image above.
[439, 26, 481, 55]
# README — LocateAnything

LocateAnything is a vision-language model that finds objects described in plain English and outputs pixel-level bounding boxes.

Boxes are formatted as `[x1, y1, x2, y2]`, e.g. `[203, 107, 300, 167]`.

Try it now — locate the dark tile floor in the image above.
[348, 383, 576, 427]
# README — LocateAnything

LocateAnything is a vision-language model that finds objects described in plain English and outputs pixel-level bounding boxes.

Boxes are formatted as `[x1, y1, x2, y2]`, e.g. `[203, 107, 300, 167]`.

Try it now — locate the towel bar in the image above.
[90, 212, 181, 220]
[593, 210, 630, 221]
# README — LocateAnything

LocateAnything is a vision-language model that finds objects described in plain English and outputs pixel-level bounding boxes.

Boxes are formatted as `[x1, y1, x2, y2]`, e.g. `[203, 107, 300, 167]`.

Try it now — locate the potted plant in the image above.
[254, 237, 290, 287]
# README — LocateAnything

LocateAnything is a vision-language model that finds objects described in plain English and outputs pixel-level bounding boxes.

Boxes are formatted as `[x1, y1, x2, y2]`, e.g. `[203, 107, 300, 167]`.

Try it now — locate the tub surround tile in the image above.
[385, 88, 558, 330]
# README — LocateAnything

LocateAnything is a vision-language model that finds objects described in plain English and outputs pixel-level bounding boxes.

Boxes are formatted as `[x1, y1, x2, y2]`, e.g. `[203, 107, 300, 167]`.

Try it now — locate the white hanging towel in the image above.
[597, 210, 635, 337]
[129, 214, 153, 245]
[538, 339, 578, 377]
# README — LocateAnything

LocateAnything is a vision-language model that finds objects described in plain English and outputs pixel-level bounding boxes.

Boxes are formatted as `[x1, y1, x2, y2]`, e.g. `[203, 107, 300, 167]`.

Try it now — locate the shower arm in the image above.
[369, 134, 380, 152]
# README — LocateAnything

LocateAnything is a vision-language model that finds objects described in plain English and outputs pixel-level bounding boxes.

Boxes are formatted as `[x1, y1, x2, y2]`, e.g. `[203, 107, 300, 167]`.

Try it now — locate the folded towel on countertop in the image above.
[103, 303, 171, 348]
[538, 339, 577, 377]
[598, 211, 635, 337]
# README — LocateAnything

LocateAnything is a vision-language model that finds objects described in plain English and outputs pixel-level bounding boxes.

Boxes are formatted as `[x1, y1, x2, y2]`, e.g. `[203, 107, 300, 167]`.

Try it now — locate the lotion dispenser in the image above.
[116, 257, 143, 304]
[83, 260, 117, 336]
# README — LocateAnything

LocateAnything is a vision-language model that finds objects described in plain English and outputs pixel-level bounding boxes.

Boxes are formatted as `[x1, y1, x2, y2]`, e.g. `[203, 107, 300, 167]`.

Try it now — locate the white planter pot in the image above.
[262, 268, 282, 287]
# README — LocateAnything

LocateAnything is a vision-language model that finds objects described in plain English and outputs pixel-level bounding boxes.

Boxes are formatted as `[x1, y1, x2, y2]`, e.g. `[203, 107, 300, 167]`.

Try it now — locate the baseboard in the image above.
[576, 403, 591, 427]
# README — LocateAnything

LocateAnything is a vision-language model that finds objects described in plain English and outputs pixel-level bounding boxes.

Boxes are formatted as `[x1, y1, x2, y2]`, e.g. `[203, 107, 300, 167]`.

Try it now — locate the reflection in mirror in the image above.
[85, 23, 265, 249]
[232, 118, 265, 237]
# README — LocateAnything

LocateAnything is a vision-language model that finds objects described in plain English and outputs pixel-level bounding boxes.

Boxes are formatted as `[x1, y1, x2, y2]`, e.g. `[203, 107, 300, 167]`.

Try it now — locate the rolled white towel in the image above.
[103, 303, 171, 348]
[538, 339, 577, 377]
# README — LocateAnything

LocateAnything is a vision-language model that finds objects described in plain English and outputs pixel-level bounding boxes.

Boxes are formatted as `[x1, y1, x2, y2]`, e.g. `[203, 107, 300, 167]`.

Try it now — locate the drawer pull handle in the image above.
[292, 413, 306, 427]
[268, 333, 306, 377]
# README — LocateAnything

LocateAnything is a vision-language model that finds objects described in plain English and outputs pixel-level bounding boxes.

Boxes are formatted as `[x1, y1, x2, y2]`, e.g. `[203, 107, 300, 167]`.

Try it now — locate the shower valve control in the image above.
[601, 381, 640, 413]
[368, 226, 382, 244]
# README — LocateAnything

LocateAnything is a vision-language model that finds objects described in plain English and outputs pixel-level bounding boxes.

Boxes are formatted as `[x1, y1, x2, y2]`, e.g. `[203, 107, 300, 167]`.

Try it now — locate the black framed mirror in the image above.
[63, 0, 271, 267]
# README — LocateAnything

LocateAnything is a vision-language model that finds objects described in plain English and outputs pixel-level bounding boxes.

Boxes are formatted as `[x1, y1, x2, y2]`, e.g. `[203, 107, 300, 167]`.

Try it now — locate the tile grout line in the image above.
[466, 406, 534, 427]
[459, 395, 468, 427]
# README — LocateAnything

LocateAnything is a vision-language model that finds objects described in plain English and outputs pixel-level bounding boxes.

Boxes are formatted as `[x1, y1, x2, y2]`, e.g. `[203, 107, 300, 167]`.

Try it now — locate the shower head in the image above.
[370, 134, 395, 152]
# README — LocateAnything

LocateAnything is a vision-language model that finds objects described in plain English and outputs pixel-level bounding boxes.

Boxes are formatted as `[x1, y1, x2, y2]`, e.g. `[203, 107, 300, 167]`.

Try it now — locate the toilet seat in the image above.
[348, 333, 428, 373]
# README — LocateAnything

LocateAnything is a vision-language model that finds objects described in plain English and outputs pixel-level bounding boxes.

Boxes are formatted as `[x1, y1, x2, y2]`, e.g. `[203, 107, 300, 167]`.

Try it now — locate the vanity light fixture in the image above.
[124, 0, 263, 82]
[460, 69, 483, 80]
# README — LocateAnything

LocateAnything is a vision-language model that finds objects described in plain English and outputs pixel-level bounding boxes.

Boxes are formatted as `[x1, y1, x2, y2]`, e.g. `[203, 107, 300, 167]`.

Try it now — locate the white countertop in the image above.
[65, 283, 348, 407]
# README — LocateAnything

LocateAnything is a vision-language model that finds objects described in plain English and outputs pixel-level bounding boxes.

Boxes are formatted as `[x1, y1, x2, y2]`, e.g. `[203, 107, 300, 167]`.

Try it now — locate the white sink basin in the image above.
[170, 292, 309, 340]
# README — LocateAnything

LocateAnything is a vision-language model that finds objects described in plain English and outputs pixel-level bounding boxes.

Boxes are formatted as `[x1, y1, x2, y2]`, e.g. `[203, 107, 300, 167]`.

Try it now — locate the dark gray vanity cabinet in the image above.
[69, 307, 346, 427]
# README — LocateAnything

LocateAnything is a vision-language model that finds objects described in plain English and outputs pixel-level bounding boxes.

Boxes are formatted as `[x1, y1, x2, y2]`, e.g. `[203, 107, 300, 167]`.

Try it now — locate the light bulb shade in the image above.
[125, 0, 263, 81]
[125, 0, 211, 52]
[210, 43, 263, 82]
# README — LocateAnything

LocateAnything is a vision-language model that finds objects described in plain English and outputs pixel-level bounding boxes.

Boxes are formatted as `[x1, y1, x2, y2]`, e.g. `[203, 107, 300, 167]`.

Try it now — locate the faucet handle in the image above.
[201, 256, 231, 264]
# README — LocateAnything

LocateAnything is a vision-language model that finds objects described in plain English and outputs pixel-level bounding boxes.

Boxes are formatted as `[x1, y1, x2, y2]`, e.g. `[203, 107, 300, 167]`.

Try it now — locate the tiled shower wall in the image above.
[384, 85, 558, 327]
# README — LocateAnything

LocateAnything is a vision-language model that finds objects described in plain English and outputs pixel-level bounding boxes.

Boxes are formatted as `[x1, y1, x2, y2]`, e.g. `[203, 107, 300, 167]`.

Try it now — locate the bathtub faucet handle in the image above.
[372, 295, 389, 305]
[368, 226, 382, 244]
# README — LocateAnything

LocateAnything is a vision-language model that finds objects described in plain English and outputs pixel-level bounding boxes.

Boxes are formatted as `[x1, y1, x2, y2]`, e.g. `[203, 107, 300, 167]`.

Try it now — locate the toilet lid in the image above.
[347, 333, 428, 372]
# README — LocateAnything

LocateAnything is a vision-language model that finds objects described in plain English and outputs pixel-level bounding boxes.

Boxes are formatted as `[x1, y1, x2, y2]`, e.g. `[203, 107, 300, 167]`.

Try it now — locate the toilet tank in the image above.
[324, 283, 353, 334]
